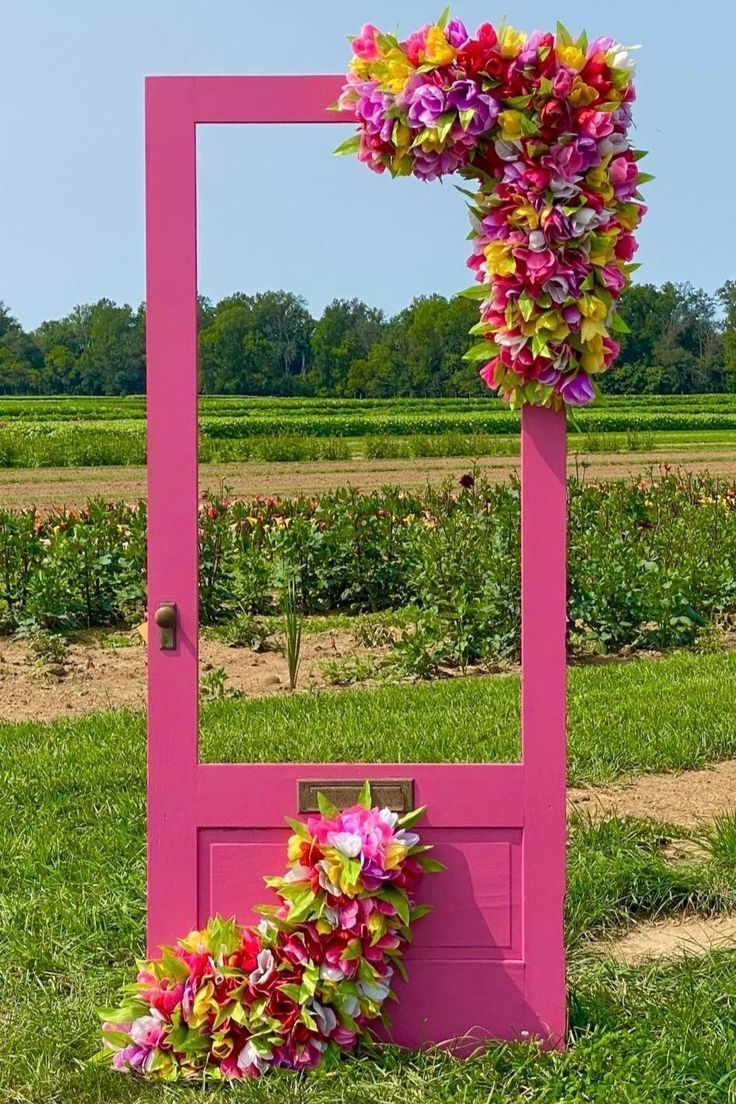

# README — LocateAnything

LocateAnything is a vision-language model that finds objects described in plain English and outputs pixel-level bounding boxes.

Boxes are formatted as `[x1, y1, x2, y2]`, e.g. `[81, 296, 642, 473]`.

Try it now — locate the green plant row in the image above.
[0, 427, 354, 467]
[3, 413, 736, 467]
[2, 473, 735, 664]
[4, 391, 736, 421]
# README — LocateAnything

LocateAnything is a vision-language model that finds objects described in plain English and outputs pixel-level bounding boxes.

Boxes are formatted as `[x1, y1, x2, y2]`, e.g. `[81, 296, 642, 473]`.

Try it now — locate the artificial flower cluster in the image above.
[99, 784, 439, 1080]
[336, 11, 649, 408]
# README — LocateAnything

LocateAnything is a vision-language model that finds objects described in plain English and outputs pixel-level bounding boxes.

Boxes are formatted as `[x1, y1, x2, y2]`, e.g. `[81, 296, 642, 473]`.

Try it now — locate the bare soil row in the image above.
[1, 448, 734, 511]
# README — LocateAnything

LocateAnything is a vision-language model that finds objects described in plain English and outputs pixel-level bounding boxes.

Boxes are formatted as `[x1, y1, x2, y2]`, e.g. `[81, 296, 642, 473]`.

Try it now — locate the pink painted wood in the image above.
[146, 74, 567, 1049]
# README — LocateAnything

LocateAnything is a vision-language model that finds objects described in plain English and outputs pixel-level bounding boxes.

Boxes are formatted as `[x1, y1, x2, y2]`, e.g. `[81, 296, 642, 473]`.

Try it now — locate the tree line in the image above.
[2, 281, 736, 397]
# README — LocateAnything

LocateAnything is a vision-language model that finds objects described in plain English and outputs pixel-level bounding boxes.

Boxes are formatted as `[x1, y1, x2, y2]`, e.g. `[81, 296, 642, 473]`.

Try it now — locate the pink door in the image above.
[145, 75, 567, 1049]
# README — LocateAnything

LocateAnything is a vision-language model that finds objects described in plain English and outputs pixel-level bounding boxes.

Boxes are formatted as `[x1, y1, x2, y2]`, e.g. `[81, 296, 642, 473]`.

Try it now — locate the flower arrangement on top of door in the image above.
[335, 10, 648, 409]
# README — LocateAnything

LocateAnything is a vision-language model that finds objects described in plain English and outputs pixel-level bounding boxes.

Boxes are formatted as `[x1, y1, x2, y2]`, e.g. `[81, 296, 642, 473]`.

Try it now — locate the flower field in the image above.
[2, 471, 735, 670]
[0, 393, 736, 466]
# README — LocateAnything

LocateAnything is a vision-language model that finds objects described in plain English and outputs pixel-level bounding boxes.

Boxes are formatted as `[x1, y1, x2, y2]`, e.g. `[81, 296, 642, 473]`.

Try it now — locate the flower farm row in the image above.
[1, 395, 736, 466]
[3, 393, 736, 422]
[2, 472, 735, 665]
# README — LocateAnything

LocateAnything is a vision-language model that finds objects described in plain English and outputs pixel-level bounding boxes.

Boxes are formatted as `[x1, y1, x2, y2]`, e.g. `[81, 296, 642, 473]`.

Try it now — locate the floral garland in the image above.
[98, 784, 439, 1080]
[336, 11, 649, 409]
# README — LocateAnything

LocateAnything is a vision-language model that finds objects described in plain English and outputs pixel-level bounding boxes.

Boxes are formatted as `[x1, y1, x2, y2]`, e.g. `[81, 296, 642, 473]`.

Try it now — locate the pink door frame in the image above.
[145, 74, 567, 1048]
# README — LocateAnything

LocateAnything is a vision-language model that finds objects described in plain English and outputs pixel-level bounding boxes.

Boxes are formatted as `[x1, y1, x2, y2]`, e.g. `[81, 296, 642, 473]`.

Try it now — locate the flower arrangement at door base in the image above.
[335, 10, 649, 409]
[97, 784, 441, 1080]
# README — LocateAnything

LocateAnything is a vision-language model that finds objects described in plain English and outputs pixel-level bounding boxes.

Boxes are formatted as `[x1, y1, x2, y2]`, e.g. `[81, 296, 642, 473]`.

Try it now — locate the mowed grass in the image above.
[201, 650, 736, 780]
[2, 651, 736, 1103]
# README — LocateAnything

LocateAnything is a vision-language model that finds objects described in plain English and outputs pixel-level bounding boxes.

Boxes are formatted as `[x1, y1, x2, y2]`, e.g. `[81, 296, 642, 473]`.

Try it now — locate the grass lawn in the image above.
[2, 650, 736, 1102]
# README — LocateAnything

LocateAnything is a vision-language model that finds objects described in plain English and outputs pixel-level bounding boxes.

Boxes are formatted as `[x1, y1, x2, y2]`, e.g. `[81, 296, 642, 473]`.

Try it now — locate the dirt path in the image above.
[1, 447, 734, 511]
[572, 766, 736, 965]
[597, 915, 736, 965]
[568, 761, 736, 830]
[0, 630, 390, 723]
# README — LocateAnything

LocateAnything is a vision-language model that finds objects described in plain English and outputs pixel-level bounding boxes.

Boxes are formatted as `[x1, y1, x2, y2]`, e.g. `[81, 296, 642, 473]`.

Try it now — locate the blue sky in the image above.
[2, 0, 733, 328]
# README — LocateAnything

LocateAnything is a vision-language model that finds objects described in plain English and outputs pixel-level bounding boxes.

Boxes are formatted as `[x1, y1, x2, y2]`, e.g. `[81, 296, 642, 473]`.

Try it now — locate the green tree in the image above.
[199, 291, 313, 394]
[307, 298, 384, 396]
[33, 301, 144, 395]
[717, 280, 736, 393]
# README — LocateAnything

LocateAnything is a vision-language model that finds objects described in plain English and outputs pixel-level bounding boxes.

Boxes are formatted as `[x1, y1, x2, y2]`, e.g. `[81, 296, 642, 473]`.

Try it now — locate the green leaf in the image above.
[636, 172, 655, 184]
[279, 983, 303, 1001]
[419, 857, 447, 873]
[341, 938, 364, 961]
[437, 111, 455, 144]
[379, 884, 410, 925]
[436, 4, 451, 30]
[463, 341, 494, 362]
[97, 1003, 146, 1024]
[409, 904, 433, 921]
[556, 20, 573, 46]
[519, 114, 539, 138]
[458, 284, 491, 301]
[610, 313, 631, 334]
[332, 134, 360, 158]
[397, 804, 427, 829]
[357, 779, 372, 808]
[454, 184, 480, 201]
[505, 94, 532, 109]
[358, 958, 380, 984]
[531, 332, 550, 358]
[518, 293, 535, 322]
[284, 816, 311, 840]
[344, 857, 362, 887]
[458, 107, 476, 131]
[317, 790, 339, 818]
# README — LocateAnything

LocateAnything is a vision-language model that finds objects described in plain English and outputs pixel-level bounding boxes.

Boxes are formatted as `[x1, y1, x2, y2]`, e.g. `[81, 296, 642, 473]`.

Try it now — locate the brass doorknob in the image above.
[154, 603, 177, 649]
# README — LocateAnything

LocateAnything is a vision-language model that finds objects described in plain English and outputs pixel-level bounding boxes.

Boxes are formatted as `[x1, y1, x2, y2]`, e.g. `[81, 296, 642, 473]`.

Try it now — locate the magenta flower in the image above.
[407, 82, 446, 128]
[351, 24, 380, 61]
[609, 154, 639, 200]
[445, 17, 470, 47]
[402, 24, 430, 65]
[412, 145, 466, 180]
[558, 372, 596, 405]
[552, 70, 573, 97]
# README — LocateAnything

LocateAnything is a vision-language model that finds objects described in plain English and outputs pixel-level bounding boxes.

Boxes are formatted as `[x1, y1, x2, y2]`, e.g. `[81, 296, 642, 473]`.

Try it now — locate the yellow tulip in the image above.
[287, 834, 302, 862]
[588, 234, 616, 266]
[581, 319, 608, 344]
[509, 204, 539, 230]
[556, 44, 585, 71]
[367, 912, 385, 937]
[581, 351, 606, 373]
[568, 76, 599, 107]
[498, 110, 523, 141]
[189, 982, 217, 1029]
[484, 241, 516, 276]
[499, 26, 526, 59]
[419, 129, 444, 153]
[425, 25, 456, 66]
[579, 295, 608, 321]
[383, 48, 413, 92]
[211, 1036, 234, 1060]
[384, 842, 407, 870]
[393, 121, 411, 152]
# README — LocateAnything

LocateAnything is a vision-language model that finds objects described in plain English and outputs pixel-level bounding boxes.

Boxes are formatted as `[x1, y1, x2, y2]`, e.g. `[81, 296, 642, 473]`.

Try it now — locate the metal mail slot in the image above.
[297, 778, 414, 814]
